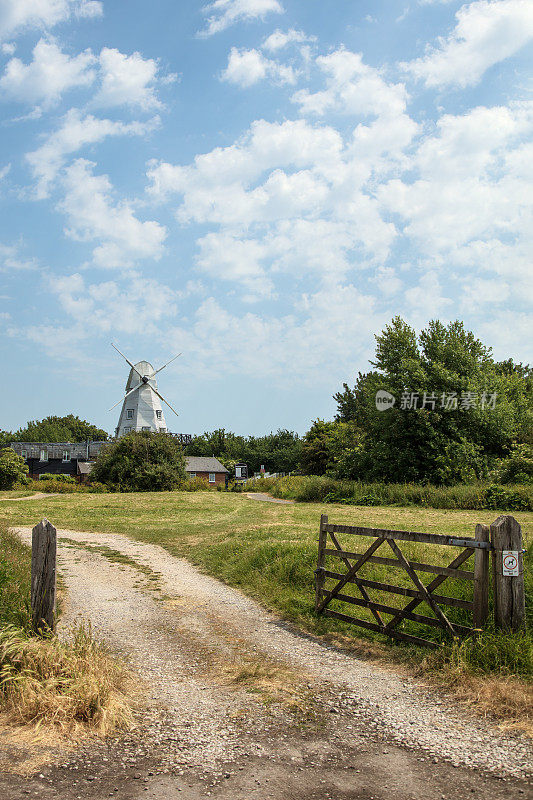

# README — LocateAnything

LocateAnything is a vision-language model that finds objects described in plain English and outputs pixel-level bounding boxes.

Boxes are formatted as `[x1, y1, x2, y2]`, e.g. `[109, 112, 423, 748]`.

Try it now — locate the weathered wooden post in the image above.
[31, 519, 57, 634]
[490, 515, 525, 632]
[473, 523, 490, 629]
[315, 514, 328, 612]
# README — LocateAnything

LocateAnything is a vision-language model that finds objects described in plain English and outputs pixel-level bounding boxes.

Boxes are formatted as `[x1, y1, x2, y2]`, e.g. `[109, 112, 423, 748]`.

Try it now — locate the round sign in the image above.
[503, 553, 517, 571]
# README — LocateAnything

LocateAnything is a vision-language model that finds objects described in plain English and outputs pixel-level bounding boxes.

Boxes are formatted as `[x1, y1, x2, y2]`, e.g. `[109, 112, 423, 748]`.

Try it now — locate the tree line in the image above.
[2, 318, 531, 487]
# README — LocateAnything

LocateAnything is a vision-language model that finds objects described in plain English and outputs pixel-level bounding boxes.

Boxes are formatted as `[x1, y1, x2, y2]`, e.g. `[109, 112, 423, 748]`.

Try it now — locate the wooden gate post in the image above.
[315, 514, 328, 611]
[473, 523, 490, 629]
[31, 519, 57, 635]
[490, 515, 525, 632]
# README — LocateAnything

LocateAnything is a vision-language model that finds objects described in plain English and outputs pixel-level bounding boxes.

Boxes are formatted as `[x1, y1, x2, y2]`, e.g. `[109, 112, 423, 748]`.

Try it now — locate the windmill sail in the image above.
[109, 346, 181, 438]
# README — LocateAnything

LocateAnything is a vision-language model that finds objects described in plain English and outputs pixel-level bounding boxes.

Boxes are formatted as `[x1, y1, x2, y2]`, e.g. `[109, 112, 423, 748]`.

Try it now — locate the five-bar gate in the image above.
[314, 515, 495, 647]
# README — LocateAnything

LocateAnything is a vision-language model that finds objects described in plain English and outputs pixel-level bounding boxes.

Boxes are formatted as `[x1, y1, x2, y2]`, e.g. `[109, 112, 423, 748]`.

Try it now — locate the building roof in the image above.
[77, 462, 95, 475]
[185, 456, 229, 474]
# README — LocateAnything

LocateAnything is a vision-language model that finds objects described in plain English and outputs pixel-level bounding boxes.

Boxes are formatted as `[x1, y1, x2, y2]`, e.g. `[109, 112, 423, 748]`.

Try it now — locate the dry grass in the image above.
[220, 656, 318, 717]
[0, 622, 134, 736]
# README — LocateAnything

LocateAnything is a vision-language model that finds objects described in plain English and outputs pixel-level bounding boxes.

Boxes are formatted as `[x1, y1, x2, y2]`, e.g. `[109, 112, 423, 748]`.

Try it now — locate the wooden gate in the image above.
[314, 515, 492, 647]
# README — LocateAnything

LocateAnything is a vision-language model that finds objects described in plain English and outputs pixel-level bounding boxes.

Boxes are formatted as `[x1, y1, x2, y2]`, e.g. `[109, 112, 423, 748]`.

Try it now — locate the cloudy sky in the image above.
[0, 0, 532, 437]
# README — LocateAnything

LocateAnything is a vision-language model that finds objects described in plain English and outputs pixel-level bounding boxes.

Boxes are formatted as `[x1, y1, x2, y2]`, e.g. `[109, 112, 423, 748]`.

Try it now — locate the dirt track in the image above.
[2, 526, 531, 800]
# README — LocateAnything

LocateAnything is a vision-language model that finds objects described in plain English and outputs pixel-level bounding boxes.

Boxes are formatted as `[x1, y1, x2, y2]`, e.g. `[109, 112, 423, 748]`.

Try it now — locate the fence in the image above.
[315, 514, 525, 647]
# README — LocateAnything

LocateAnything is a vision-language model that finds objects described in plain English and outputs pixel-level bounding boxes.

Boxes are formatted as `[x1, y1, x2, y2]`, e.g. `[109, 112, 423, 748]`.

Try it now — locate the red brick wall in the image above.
[191, 471, 227, 486]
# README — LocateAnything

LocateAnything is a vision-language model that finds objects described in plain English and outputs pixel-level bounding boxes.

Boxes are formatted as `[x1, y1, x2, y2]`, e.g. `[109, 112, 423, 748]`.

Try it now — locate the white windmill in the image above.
[109, 344, 181, 438]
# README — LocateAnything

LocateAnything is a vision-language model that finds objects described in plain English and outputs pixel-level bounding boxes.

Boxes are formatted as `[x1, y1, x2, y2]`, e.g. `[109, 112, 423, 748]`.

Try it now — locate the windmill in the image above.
[109, 344, 181, 438]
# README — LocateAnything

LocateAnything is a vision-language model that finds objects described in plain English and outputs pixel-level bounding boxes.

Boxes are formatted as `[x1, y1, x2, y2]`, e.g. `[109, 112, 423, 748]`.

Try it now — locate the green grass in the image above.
[0, 491, 530, 657]
[0, 490, 35, 500]
[0, 523, 32, 629]
[258, 475, 533, 511]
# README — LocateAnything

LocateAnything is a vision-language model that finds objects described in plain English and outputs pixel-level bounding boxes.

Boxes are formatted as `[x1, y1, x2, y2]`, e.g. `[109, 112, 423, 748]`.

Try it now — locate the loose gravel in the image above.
[13, 526, 532, 783]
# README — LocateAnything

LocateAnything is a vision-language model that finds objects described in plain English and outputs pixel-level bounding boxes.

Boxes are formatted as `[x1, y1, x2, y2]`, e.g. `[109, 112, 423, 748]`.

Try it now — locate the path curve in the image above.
[247, 492, 295, 504]
[12, 524, 531, 787]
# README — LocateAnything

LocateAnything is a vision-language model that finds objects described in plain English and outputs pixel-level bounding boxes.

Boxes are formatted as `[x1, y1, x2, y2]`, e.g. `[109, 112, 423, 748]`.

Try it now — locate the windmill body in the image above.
[115, 361, 168, 438]
[109, 345, 181, 438]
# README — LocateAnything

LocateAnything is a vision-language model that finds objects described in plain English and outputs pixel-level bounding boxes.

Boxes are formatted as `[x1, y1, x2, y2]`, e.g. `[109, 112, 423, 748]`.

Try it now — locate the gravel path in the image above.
[7, 525, 531, 799]
[247, 492, 295, 504]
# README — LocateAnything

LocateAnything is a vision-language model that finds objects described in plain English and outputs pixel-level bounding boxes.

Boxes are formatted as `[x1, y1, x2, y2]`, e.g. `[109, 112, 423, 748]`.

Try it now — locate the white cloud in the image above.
[0, 38, 96, 110]
[221, 46, 297, 88]
[199, 0, 284, 37]
[0, 241, 39, 272]
[163, 283, 385, 385]
[27, 109, 160, 198]
[58, 159, 167, 268]
[0, 0, 102, 41]
[262, 28, 315, 52]
[146, 115, 398, 289]
[1, 42, 15, 55]
[376, 102, 533, 306]
[92, 47, 163, 111]
[402, 0, 533, 88]
[293, 48, 408, 118]
[49, 272, 180, 334]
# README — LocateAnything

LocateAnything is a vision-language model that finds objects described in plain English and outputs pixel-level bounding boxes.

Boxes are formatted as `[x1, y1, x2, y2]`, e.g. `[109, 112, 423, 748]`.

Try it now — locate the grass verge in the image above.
[250, 475, 533, 511]
[0, 623, 134, 734]
[0, 522, 134, 736]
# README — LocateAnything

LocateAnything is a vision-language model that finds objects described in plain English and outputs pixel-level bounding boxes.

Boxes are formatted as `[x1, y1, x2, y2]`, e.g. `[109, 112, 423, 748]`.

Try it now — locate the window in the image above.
[156, 410, 162, 420]
[209, 472, 216, 483]
[39, 449, 48, 462]
[142, 426, 150, 431]
[20, 450, 27, 460]
[189, 472, 196, 479]
[235, 466, 242, 478]
[123, 426, 131, 434]
[159, 427, 166, 433]
[126, 409, 134, 419]
[62, 450, 70, 462]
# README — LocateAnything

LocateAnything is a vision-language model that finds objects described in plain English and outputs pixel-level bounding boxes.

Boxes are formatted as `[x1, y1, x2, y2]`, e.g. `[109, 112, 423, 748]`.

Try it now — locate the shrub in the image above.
[179, 476, 210, 491]
[0, 449, 29, 490]
[38, 473, 76, 483]
[266, 475, 533, 511]
[91, 431, 187, 492]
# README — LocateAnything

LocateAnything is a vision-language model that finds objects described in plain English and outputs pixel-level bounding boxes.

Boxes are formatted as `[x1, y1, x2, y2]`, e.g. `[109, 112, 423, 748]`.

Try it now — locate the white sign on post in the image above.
[502, 551, 519, 577]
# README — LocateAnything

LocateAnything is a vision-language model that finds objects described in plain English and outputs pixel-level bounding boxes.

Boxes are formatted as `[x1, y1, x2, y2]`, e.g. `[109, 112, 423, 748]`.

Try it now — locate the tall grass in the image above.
[0, 522, 133, 734]
[0, 623, 133, 733]
[256, 475, 533, 511]
[0, 525, 32, 629]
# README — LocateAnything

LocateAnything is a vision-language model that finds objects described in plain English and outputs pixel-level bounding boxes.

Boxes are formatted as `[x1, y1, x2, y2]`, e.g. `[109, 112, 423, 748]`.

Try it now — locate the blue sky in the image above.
[0, 0, 532, 437]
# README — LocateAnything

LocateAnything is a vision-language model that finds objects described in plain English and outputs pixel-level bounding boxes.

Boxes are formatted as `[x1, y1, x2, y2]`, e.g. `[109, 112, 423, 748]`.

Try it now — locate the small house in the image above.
[185, 456, 229, 486]
[10, 441, 106, 481]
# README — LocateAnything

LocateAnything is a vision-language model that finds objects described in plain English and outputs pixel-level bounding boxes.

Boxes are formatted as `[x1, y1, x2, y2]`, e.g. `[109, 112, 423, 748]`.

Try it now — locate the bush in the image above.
[179, 476, 210, 491]
[266, 475, 533, 511]
[38, 473, 76, 483]
[91, 431, 187, 492]
[0, 449, 29, 490]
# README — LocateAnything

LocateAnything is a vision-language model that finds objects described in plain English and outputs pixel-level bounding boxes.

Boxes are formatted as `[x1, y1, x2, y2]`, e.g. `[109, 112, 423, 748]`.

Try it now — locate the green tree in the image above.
[333, 317, 533, 484]
[185, 428, 301, 475]
[0, 449, 29, 489]
[299, 420, 337, 475]
[10, 415, 108, 443]
[91, 431, 186, 491]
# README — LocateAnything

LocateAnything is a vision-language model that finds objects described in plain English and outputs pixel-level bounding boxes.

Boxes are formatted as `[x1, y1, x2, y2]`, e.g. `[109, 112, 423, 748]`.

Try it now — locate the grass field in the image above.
[1, 491, 531, 729]
[0, 491, 530, 641]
